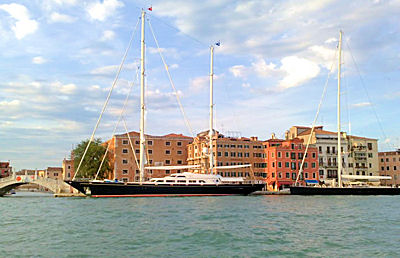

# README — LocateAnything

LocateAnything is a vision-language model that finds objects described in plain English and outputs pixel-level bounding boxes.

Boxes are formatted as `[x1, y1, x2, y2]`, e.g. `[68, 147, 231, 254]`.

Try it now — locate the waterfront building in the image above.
[107, 131, 193, 182]
[187, 130, 266, 180]
[62, 158, 74, 180]
[347, 135, 379, 177]
[264, 137, 319, 191]
[379, 150, 400, 186]
[288, 126, 379, 185]
[0, 161, 11, 178]
[45, 167, 63, 180]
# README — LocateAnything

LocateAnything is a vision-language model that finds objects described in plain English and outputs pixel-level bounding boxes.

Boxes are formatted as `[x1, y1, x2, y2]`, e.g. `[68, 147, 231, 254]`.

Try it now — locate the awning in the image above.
[305, 180, 319, 184]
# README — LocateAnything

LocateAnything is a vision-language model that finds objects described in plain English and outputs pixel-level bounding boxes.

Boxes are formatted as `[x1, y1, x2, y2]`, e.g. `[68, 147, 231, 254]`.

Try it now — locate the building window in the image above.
[394, 166, 397, 171]
[312, 163, 316, 168]
[305, 172, 309, 178]
[286, 172, 290, 178]
[148, 140, 153, 146]
[319, 146, 322, 153]
[312, 152, 316, 158]
[304, 162, 308, 168]
[122, 149, 128, 154]
[165, 141, 171, 146]
[165, 150, 171, 155]
[122, 169, 128, 174]
[272, 173, 275, 178]
[292, 173, 296, 180]
[177, 150, 182, 155]
[148, 149, 153, 154]
[224, 152, 229, 157]
[231, 152, 236, 157]
[291, 162, 296, 170]
[278, 172, 282, 178]
[312, 172, 316, 178]
[285, 162, 289, 168]
[319, 170, 324, 176]
[123, 140, 128, 145]
[327, 147, 330, 154]
[177, 160, 182, 165]
[136, 170, 139, 174]
[369, 163, 372, 168]
[278, 152, 281, 158]
[278, 162, 282, 168]
[67, 165, 71, 169]
[291, 144, 295, 149]
[238, 152, 243, 157]
[122, 178, 128, 182]
[166, 160, 171, 165]
[381, 166, 384, 171]
[285, 152, 289, 158]
[368, 143, 372, 150]
[244, 153, 249, 157]
[135, 140, 139, 145]
[272, 162, 275, 168]
[177, 141, 182, 146]
[123, 159, 128, 164]
[135, 149, 140, 154]
[166, 170, 170, 174]
[368, 153, 373, 158]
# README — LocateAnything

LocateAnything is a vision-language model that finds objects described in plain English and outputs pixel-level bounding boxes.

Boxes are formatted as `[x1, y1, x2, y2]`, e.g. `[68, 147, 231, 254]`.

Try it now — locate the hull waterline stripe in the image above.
[91, 194, 237, 198]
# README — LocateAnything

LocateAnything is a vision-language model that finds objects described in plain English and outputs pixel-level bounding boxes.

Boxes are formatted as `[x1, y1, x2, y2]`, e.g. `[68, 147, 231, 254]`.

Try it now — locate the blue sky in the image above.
[1, 0, 399, 170]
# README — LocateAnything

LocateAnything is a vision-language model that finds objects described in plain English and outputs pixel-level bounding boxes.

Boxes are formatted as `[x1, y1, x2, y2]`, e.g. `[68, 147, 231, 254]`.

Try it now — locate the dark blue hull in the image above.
[290, 186, 400, 195]
[66, 181, 265, 197]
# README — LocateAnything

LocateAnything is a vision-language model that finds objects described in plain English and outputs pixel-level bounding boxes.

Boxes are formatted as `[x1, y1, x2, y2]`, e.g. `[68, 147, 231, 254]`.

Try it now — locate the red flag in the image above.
[148, 6, 152, 11]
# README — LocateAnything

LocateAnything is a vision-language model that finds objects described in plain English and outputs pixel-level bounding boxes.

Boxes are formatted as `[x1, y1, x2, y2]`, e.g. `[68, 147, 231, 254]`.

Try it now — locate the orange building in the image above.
[264, 137, 319, 191]
[187, 131, 267, 180]
[108, 131, 193, 182]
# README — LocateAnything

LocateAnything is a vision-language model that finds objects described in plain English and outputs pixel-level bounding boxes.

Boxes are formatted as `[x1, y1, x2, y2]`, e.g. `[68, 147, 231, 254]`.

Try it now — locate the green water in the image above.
[1, 192, 400, 257]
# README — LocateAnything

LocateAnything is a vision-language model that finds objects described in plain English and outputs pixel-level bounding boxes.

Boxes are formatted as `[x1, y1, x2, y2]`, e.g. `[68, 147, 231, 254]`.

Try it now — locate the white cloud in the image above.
[87, 0, 124, 21]
[189, 76, 209, 92]
[0, 99, 21, 108]
[230, 56, 319, 89]
[352, 102, 372, 108]
[242, 82, 251, 88]
[90, 62, 139, 76]
[32, 56, 47, 64]
[49, 12, 76, 23]
[51, 81, 77, 94]
[0, 3, 38, 39]
[50, 0, 77, 5]
[101, 30, 115, 41]
[279, 56, 320, 89]
[229, 65, 248, 78]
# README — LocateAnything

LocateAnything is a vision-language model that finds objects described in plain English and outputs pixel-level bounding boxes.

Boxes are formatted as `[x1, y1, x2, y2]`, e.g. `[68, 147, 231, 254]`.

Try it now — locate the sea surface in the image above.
[1, 192, 400, 257]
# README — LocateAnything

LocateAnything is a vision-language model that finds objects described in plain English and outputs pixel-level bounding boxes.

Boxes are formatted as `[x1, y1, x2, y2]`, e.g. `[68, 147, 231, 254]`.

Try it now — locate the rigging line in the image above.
[94, 67, 140, 181]
[345, 40, 395, 150]
[122, 117, 140, 170]
[343, 50, 352, 135]
[148, 18, 195, 137]
[72, 18, 140, 181]
[295, 47, 338, 185]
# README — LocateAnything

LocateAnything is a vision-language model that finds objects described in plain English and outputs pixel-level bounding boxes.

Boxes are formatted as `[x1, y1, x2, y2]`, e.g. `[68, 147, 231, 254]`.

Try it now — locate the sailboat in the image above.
[66, 10, 264, 197]
[290, 31, 399, 195]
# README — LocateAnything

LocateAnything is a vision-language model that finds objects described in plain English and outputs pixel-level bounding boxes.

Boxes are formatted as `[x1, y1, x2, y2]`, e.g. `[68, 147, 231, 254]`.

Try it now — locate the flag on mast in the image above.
[148, 6, 152, 11]
[215, 41, 221, 46]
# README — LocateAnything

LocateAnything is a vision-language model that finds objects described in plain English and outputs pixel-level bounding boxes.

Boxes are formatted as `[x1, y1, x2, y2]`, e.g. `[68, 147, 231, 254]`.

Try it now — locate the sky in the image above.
[1, 0, 400, 170]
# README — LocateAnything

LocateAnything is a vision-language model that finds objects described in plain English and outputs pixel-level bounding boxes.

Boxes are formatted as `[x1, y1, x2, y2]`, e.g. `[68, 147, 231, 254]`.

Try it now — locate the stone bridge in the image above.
[0, 175, 72, 196]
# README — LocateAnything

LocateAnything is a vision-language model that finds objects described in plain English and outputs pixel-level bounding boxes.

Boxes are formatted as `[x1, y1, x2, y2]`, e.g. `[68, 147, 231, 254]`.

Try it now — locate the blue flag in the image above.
[215, 41, 221, 46]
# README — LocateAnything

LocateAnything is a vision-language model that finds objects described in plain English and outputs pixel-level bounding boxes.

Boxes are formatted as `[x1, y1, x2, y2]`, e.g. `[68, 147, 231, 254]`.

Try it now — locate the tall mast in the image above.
[139, 10, 146, 183]
[209, 46, 214, 174]
[337, 30, 342, 187]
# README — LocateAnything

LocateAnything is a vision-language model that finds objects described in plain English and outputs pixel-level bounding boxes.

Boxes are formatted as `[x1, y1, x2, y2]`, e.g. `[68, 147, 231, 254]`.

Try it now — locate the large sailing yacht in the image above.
[66, 10, 264, 197]
[290, 31, 399, 195]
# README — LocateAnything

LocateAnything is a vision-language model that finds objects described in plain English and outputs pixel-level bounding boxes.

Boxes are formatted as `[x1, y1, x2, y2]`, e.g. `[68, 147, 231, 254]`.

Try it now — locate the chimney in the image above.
[271, 133, 276, 139]
[250, 136, 258, 141]
[285, 130, 289, 140]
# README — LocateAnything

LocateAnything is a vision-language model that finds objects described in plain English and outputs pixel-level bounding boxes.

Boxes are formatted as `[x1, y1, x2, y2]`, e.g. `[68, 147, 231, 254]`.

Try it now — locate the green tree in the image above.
[73, 138, 112, 180]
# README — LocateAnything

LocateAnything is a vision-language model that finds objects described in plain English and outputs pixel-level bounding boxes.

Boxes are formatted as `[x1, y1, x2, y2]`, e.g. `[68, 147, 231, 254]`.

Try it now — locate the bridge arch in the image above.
[0, 175, 72, 196]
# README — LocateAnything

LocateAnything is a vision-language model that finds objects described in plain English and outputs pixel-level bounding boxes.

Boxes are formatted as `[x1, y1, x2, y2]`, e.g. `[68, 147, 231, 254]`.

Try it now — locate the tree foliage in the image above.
[73, 138, 112, 179]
